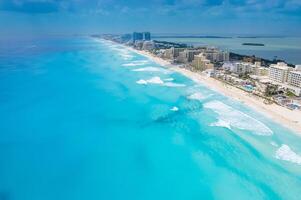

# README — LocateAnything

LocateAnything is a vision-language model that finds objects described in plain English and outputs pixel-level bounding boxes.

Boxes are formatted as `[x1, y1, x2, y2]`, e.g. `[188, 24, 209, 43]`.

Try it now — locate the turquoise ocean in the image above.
[0, 37, 301, 200]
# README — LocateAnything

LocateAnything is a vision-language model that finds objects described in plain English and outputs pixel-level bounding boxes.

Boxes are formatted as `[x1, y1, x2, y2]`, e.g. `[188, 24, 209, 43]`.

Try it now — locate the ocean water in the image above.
[159, 37, 301, 64]
[0, 37, 301, 200]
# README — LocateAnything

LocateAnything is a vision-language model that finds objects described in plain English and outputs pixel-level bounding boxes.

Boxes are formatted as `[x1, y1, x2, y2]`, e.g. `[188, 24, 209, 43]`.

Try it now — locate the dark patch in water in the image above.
[0, 191, 10, 200]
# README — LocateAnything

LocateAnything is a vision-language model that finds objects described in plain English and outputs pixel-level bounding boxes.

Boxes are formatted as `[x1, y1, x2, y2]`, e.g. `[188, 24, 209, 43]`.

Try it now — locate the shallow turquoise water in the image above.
[0, 37, 301, 200]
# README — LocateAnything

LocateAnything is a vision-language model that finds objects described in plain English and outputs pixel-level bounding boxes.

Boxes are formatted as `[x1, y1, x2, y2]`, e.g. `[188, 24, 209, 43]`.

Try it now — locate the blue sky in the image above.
[0, 0, 301, 38]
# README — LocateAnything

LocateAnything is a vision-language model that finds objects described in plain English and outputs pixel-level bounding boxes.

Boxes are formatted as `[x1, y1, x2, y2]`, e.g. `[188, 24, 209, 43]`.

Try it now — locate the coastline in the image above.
[123, 45, 301, 136]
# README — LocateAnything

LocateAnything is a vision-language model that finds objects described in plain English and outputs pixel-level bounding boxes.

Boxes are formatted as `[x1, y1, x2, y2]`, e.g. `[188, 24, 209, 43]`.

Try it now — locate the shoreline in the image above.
[123, 45, 301, 136]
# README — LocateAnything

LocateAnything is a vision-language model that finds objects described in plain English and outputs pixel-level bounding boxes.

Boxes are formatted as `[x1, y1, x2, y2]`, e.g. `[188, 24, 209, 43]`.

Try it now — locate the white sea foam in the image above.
[136, 79, 148, 85]
[204, 100, 273, 136]
[133, 60, 149, 64]
[210, 119, 231, 129]
[170, 106, 179, 112]
[164, 78, 174, 81]
[136, 76, 185, 87]
[275, 145, 301, 165]
[270, 141, 279, 147]
[164, 82, 186, 87]
[132, 66, 171, 74]
[132, 67, 162, 72]
[122, 60, 149, 67]
[187, 92, 206, 101]
[136, 76, 164, 85]
[147, 76, 164, 84]
[120, 53, 133, 60]
[123, 63, 145, 67]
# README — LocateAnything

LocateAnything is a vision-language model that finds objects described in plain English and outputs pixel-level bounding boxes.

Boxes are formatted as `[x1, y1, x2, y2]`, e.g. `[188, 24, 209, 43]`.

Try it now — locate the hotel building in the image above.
[268, 62, 291, 83]
[202, 49, 229, 62]
[192, 53, 214, 71]
[288, 71, 301, 88]
[133, 32, 151, 42]
[177, 49, 203, 63]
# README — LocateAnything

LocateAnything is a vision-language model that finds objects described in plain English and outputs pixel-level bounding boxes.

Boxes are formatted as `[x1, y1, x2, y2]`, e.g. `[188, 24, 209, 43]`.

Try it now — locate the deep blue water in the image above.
[0, 37, 301, 200]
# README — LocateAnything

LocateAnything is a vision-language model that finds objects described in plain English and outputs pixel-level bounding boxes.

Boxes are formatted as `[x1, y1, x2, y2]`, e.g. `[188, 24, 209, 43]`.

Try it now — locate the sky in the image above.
[0, 0, 301, 38]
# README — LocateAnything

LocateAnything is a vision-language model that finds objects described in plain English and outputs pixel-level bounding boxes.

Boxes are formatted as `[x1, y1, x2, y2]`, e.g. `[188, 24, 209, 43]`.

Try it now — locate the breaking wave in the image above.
[275, 145, 301, 165]
[204, 100, 273, 136]
[170, 106, 179, 112]
[136, 76, 164, 85]
[164, 78, 174, 81]
[210, 119, 231, 129]
[187, 92, 207, 101]
[122, 60, 150, 67]
[132, 67, 163, 72]
[136, 76, 185, 87]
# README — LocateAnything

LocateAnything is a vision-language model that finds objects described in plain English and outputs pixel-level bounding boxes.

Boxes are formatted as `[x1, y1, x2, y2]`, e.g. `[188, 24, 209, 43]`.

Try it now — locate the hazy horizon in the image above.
[1, 0, 301, 39]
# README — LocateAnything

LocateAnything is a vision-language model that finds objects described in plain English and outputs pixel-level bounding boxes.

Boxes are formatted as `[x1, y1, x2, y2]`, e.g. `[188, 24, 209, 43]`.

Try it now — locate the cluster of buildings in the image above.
[217, 61, 301, 109]
[160, 46, 229, 65]
[101, 32, 301, 110]
[220, 61, 301, 93]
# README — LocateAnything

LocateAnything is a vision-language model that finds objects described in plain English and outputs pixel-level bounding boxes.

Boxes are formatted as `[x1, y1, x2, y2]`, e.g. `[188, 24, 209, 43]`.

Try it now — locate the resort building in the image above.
[230, 62, 253, 76]
[251, 62, 269, 76]
[202, 49, 229, 62]
[163, 47, 186, 60]
[142, 41, 155, 51]
[192, 53, 214, 71]
[177, 49, 203, 63]
[268, 62, 291, 83]
[288, 71, 301, 88]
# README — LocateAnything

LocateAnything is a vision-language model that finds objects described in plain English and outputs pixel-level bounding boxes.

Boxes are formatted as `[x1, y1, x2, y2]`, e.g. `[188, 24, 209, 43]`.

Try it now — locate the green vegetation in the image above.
[265, 84, 278, 96]
[286, 90, 296, 97]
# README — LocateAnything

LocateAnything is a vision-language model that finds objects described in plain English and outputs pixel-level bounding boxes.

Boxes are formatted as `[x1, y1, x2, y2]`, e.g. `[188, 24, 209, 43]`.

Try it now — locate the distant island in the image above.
[237, 36, 285, 39]
[242, 43, 265, 46]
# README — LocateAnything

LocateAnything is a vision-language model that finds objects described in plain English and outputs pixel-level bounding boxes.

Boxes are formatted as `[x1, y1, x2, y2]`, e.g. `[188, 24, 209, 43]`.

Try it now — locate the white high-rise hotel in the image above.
[288, 71, 301, 88]
[268, 62, 301, 95]
[269, 62, 291, 83]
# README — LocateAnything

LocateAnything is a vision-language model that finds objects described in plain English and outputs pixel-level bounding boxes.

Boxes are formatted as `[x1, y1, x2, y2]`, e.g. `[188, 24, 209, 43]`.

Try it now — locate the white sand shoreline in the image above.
[124, 45, 301, 136]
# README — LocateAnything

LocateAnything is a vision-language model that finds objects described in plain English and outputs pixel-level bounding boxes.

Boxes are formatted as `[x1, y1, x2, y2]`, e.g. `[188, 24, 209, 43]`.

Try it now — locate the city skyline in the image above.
[1, 0, 301, 38]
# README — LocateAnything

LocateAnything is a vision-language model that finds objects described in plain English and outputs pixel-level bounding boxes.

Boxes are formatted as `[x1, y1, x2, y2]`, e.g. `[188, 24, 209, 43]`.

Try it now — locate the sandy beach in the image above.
[126, 46, 301, 136]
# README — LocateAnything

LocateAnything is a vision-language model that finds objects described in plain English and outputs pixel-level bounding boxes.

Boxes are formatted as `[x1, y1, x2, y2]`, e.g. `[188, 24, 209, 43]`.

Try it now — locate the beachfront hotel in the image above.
[288, 71, 301, 88]
[177, 49, 203, 63]
[268, 62, 291, 83]
[191, 53, 214, 71]
[268, 62, 301, 96]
